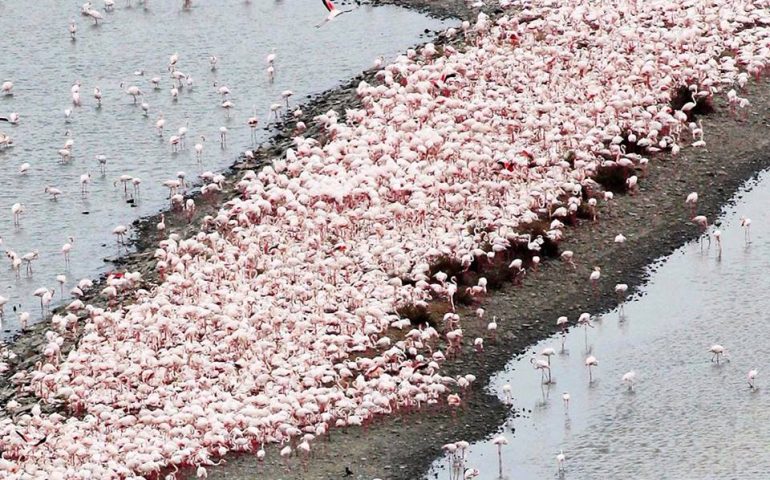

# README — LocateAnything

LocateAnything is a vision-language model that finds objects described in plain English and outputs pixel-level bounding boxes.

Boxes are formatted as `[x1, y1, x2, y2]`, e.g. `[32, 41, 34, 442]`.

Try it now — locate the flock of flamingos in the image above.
[0, 0, 767, 478]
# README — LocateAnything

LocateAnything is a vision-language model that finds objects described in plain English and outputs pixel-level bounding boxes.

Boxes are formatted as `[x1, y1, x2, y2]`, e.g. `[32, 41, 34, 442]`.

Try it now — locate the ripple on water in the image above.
[0, 0, 447, 336]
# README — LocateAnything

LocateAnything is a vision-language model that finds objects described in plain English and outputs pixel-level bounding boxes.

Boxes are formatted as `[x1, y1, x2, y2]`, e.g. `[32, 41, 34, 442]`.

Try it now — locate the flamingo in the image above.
[317, 0, 356, 28]
[80, 173, 91, 194]
[96, 154, 108, 174]
[93, 87, 102, 107]
[169, 135, 181, 152]
[168, 52, 179, 71]
[268, 103, 282, 124]
[12, 203, 24, 226]
[22, 251, 39, 275]
[748, 369, 758, 389]
[621, 371, 636, 391]
[0, 112, 20, 124]
[615, 283, 628, 314]
[44, 186, 63, 200]
[585, 355, 598, 382]
[156, 214, 166, 238]
[112, 225, 127, 245]
[222, 100, 234, 118]
[540, 347, 556, 366]
[85, 8, 103, 25]
[33, 286, 53, 313]
[557, 450, 566, 473]
[530, 357, 551, 384]
[709, 344, 727, 364]
[120, 83, 143, 103]
[589, 266, 601, 294]
[69, 19, 77, 40]
[692, 215, 709, 249]
[2, 81, 13, 95]
[740, 217, 752, 244]
[248, 108, 259, 141]
[281, 90, 293, 108]
[156, 113, 166, 136]
[685, 192, 698, 216]
[195, 136, 205, 160]
[62, 237, 75, 265]
[556, 315, 568, 334]
[491, 435, 508, 477]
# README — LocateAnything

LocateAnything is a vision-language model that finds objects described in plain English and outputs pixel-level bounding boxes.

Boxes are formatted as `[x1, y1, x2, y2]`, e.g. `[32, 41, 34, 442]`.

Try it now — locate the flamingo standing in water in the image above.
[195, 136, 205, 160]
[85, 8, 103, 25]
[740, 217, 752, 244]
[491, 435, 508, 477]
[12, 203, 24, 226]
[557, 450, 566, 473]
[120, 83, 143, 103]
[615, 283, 628, 314]
[316, 0, 356, 28]
[585, 355, 598, 382]
[710, 344, 727, 364]
[62, 237, 74, 266]
[530, 357, 551, 384]
[622, 371, 636, 391]
[248, 110, 259, 142]
[748, 369, 758, 389]
[0, 112, 20, 124]
[156, 113, 166, 136]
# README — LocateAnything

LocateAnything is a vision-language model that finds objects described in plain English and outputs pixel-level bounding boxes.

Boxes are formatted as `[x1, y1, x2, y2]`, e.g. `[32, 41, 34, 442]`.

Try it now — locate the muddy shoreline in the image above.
[3, 1, 770, 480]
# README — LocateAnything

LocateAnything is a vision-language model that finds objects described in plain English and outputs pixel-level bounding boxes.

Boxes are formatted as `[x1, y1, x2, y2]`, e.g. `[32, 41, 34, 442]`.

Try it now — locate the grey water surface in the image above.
[426, 170, 770, 479]
[0, 0, 447, 334]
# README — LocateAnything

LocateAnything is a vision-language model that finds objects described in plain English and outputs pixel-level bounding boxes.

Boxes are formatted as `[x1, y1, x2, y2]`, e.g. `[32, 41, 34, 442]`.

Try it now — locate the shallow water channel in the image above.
[0, 0, 447, 334]
[426, 170, 770, 479]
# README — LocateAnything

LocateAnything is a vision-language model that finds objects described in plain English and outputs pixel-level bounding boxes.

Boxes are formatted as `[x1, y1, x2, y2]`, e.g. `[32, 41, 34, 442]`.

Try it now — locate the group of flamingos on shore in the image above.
[0, 0, 768, 478]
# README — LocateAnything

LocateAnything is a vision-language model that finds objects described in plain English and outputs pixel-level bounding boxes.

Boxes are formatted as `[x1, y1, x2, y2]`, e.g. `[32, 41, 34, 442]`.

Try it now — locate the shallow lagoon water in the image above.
[426, 170, 770, 479]
[0, 0, 447, 333]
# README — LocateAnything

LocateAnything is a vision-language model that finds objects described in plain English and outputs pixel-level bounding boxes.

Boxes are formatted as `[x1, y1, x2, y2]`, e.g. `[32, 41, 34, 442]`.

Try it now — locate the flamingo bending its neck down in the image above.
[709, 344, 728, 364]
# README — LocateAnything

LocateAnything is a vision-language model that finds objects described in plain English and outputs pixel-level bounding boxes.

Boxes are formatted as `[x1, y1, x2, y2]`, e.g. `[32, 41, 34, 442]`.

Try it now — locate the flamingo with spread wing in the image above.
[317, 0, 356, 28]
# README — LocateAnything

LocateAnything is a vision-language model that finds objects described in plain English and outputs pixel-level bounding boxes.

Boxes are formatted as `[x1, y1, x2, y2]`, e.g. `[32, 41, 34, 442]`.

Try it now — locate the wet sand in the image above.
[4, 1, 770, 479]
